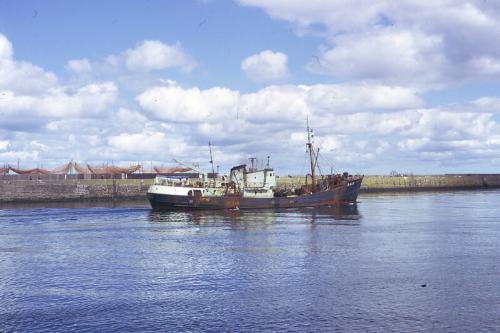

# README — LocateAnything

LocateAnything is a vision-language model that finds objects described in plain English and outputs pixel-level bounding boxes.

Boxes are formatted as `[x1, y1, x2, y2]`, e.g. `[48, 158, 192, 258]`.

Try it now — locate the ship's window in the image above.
[193, 190, 202, 196]
[188, 190, 193, 196]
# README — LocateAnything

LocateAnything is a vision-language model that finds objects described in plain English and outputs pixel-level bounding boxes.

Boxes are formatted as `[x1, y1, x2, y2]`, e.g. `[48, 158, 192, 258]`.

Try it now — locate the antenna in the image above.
[249, 157, 257, 172]
[208, 141, 215, 174]
[266, 156, 270, 169]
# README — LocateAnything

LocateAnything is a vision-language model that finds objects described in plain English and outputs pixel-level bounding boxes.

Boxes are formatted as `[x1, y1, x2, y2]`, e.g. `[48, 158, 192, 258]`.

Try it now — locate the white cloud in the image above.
[237, 0, 383, 34]
[238, 85, 306, 122]
[0, 149, 39, 162]
[0, 34, 118, 133]
[137, 82, 421, 124]
[108, 130, 187, 156]
[130, 81, 424, 171]
[133, 81, 500, 172]
[241, 50, 289, 83]
[0, 34, 13, 59]
[125, 40, 196, 72]
[238, 1, 500, 87]
[304, 84, 422, 112]
[64, 40, 198, 88]
[0, 139, 9, 151]
[398, 138, 431, 152]
[307, 28, 445, 88]
[403, 111, 496, 140]
[3, 27, 500, 173]
[66, 58, 92, 74]
[468, 56, 500, 76]
[137, 84, 239, 123]
[114, 107, 148, 128]
[0, 35, 58, 95]
[471, 97, 500, 113]
[0, 82, 117, 124]
[4, 86, 500, 172]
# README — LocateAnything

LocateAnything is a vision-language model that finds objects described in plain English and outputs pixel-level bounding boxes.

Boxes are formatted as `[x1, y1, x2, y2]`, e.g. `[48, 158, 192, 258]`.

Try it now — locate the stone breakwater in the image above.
[0, 178, 153, 203]
[361, 175, 500, 192]
[278, 174, 500, 193]
[1, 174, 500, 203]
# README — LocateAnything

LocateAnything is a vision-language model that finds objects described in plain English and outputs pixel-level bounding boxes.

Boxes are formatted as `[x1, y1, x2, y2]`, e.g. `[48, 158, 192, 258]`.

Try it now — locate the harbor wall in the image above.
[277, 174, 500, 193]
[1, 174, 500, 203]
[0, 178, 154, 203]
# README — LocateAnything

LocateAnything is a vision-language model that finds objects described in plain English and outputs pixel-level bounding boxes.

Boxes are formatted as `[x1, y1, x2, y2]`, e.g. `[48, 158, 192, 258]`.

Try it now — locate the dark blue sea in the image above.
[1, 190, 500, 332]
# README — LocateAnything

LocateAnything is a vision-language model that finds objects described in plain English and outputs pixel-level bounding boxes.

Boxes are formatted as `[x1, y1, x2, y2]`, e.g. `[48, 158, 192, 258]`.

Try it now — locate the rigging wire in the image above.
[318, 151, 337, 175]
[314, 149, 324, 177]
[303, 148, 308, 176]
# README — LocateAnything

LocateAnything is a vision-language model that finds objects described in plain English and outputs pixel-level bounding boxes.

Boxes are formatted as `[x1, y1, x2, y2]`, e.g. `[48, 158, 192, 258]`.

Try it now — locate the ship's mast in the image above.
[306, 117, 316, 188]
[208, 141, 215, 187]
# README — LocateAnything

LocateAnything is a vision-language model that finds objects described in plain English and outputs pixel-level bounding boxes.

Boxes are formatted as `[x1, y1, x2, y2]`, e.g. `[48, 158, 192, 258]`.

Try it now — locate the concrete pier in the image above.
[1, 174, 499, 203]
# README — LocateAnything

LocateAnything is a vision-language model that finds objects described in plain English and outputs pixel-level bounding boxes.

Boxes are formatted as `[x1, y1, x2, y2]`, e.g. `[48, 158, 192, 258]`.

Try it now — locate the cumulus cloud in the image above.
[135, 80, 500, 172]
[403, 111, 496, 141]
[0, 82, 117, 128]
[307, 28, 446, 88]
[0, 34, 58, 94]
[4, 80, 500, 172]
[113, 107, 149, 132]
[66, 58, 92, 74]
[66, 40, 198, 77]
[241, 50, 289, 83]
[125, 40, 196, 72]
[130, 81, 423, 170]
[0, 34, 118, 132]
[3, 25, 500, 173]
[238, 1, 500, 87]
[0, 149, 39, 162]
[471, 97, 500, 112]
[137, 82, 421, 124]
[0, 34, 13, 59]
[137, 84, 239, 123]
[108, 130, 188, 156]
[237, 0, 383, 34]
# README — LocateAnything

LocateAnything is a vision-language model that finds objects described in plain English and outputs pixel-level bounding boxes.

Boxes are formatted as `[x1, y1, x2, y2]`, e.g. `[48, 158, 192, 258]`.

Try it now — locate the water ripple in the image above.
[1, 191, 500, 332]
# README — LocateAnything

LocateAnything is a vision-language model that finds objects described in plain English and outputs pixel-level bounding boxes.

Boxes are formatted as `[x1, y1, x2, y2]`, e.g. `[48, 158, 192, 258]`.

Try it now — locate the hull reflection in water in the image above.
[148, 204, 361, 226]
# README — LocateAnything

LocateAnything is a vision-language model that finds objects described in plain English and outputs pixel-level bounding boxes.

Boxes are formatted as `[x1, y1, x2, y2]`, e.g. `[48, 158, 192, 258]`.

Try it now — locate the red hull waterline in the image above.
[148, 177, 363, 210]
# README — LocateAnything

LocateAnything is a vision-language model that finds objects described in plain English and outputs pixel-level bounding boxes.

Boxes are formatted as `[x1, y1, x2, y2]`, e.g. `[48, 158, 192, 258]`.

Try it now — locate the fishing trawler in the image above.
[147, 123, 363, 210]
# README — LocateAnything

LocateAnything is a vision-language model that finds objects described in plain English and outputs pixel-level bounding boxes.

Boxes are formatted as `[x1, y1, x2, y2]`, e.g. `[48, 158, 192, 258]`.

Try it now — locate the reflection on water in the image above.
[0, 198, 150, 210]
[148, 204, 361, 227]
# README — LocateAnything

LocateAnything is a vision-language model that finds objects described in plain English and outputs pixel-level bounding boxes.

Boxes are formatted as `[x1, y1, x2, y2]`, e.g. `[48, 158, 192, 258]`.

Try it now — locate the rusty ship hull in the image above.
[148, 177, 363, 210]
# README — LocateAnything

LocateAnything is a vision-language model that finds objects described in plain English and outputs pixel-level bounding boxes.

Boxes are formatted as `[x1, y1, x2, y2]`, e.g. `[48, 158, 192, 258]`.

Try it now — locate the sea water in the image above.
[1, 190, 500, 332]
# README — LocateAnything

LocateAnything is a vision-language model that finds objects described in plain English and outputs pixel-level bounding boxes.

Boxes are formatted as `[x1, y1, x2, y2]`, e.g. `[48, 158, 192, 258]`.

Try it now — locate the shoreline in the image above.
[1, 174, 499, 205]
[359, 185, 499, 194]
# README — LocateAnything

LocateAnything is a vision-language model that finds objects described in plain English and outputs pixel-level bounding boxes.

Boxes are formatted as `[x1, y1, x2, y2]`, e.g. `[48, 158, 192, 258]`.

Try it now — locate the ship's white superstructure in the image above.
[230, 165, 276, 198]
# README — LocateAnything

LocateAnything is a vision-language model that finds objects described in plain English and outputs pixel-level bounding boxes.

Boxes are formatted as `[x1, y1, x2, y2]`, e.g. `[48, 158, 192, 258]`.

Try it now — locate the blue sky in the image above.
[1, 0, 500, 175]
[0, 0, 322, 90]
